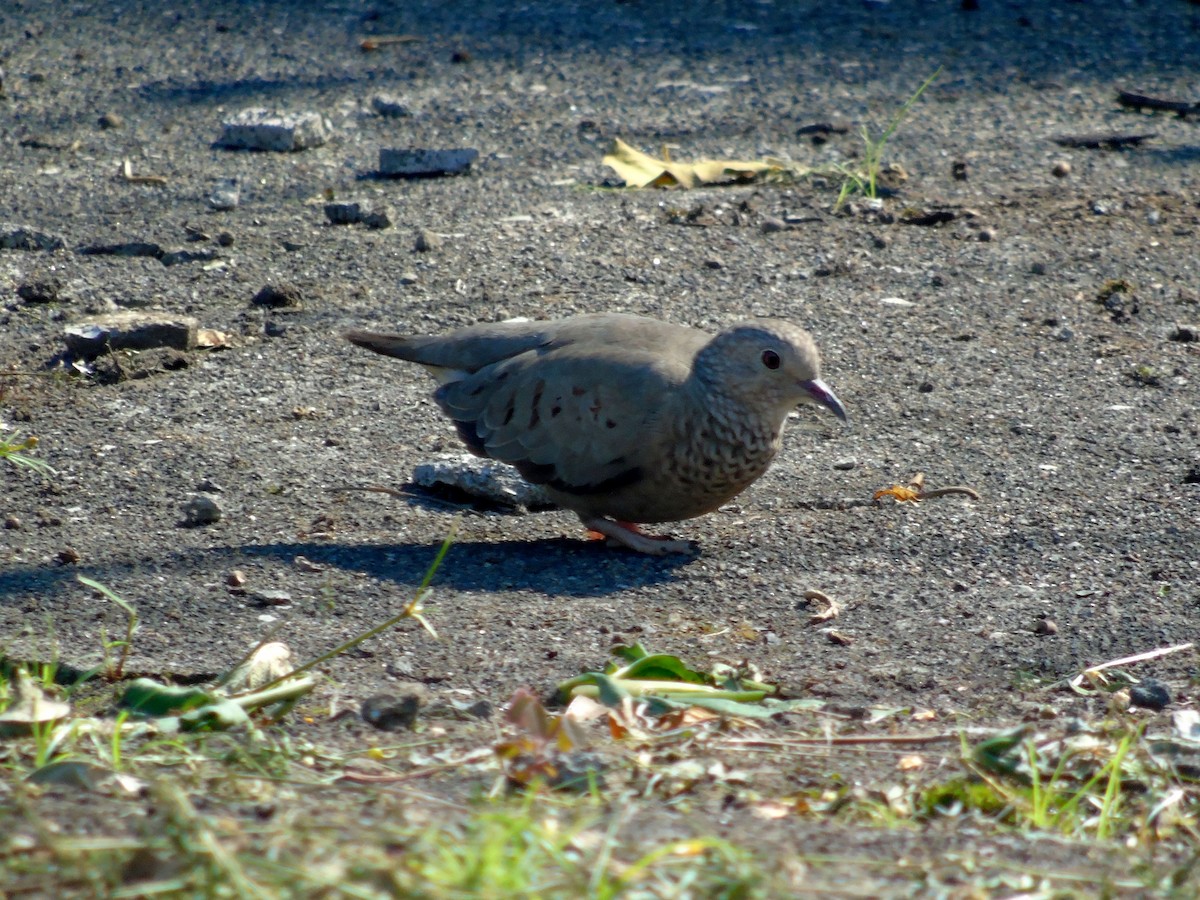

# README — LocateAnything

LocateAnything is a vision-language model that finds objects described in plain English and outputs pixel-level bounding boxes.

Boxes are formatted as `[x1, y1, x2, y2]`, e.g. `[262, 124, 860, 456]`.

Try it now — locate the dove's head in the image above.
[698, 319, 848, 424]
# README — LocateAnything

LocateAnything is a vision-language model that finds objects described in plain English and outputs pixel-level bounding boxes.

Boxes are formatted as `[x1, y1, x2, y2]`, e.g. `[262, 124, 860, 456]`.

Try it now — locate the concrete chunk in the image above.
[219, 108, 329, 152]
[378, 147, 478, 177]
[63, 311, 198, 358]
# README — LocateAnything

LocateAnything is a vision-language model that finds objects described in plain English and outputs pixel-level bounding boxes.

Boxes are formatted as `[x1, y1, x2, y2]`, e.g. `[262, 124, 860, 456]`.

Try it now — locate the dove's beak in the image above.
[801, 378, 848, 423]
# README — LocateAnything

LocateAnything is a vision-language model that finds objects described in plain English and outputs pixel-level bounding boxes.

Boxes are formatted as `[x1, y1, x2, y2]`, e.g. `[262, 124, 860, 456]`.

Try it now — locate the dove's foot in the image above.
[580, 517, 698, 555]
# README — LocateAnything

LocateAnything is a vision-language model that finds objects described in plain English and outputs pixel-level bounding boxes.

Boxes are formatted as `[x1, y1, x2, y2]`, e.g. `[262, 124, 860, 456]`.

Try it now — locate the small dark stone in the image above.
[450, 48, 472, 64]
[1034, 618, 1058, 635]
[216, 231, 235, 247]
[465, 699, 493, 719]
[98, 112, 123, 129]
[252, 283, 303, 309]
[58, 546, 80, 565]
[1129, 679, 1171, 711]
[952, 160, 969, 180]
[1168, 326, 1197, 343]
[362, 685, 428, 730]
[918, 381, 935, 393]
[248, 588, 292, 607]
[414, 229, 443, 252]
[17, 278, 63, 304]
[1183, 466, 1200, 485]
[180, 494, 222, 527]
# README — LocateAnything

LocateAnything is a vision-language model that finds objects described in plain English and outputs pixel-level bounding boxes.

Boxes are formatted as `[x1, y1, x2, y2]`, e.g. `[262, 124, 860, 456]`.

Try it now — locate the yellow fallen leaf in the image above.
[602, 138, 806, 189]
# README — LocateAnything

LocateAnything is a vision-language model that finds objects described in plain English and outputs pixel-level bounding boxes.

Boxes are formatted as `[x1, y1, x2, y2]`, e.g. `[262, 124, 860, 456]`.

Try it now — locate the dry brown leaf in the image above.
[602, 138, 807, 189]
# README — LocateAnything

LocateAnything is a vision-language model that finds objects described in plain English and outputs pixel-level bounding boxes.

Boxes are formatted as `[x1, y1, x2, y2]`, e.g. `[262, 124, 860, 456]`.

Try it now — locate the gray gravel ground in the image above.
[2, 0, 1199, 890]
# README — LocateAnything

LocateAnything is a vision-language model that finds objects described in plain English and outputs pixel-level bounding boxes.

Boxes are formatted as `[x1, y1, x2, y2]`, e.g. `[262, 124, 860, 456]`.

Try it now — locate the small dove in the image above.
[346, 313, 847, 554]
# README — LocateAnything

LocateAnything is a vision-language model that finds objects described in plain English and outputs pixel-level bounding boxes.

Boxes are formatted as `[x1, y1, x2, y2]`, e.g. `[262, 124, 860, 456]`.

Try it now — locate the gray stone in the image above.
[378, 147, 478, 177]
[219, 108, 329, 152]
[411, 454, 554, 511]
[371, 94, 412, 117]
[181, 494, 222, 527]
[0, 224, 66, 251]
[63, 310, 198, 358]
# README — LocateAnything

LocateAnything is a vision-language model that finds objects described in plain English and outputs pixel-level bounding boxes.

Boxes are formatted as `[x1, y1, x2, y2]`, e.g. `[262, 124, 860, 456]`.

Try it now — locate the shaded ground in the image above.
[2, 0, 1199, 894]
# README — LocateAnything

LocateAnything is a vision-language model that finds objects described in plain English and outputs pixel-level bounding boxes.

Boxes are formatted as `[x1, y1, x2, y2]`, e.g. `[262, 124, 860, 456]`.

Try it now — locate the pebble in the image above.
[58, 546, 81, 565]
[1146, 208, 1161, 226]
[161, 248, 219, 267]
[324, 201, 392, 229]
[208, 178, 240, 210]
[414, 228, 443, 252]
[1168, 326, 1197, 343]
[181, 494, 222, 527]
[1129, 678, 1171, 711]
[952, 160, 969, 180]
[1030, 261, 1047, 276]
[0, 224, 66, 251]
[219, 108, 329, 151]
[17, 278, 64, 304]
[4, 516, 20, 530]
[371, 94, 412, 117]
[227, 570, 247, 588]
[325, 201, 365, 225]
[249, 589, 292, 607]
[97, 111, 123, 129]
[977, 227, 996, 242]
[760, 215, 786, 233]
[251, 283, 303, 310]
[1051, 160, 1071, 178]
[832, 458, 857, 470]
[361, 686, 428, 731]
[398, 271, 419, 285]
[379, 147, 479, 177]
[1034, 618, 1058, 635]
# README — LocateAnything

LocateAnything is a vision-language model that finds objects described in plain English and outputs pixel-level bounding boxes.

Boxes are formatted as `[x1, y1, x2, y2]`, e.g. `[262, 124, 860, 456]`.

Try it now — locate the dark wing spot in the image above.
[605, 419, 617, 429]
[571, 386, 586, 396]
[551, 404, 562, 418]
[502, 402, 515, 426]
[529, 381, 544, 429]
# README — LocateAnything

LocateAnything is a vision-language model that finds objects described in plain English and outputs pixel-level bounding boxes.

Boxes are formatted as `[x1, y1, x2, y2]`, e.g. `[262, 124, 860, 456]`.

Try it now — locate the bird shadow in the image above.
[241, 538, 695, 596]
[0, 537, 695, 606]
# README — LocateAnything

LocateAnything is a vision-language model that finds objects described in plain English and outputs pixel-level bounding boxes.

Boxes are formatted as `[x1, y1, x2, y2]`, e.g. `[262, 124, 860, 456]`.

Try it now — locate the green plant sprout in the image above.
[0, 432, 55, 476]
[835, 67, 942, 209]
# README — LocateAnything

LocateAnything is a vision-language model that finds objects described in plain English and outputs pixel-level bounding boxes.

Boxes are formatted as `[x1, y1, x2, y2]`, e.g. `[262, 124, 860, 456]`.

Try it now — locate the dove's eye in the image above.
[761, 350, 781, 370]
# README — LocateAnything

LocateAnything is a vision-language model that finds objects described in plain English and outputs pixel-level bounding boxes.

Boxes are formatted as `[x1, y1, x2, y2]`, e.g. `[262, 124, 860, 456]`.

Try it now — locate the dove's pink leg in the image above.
[580, 517, 696, 555]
